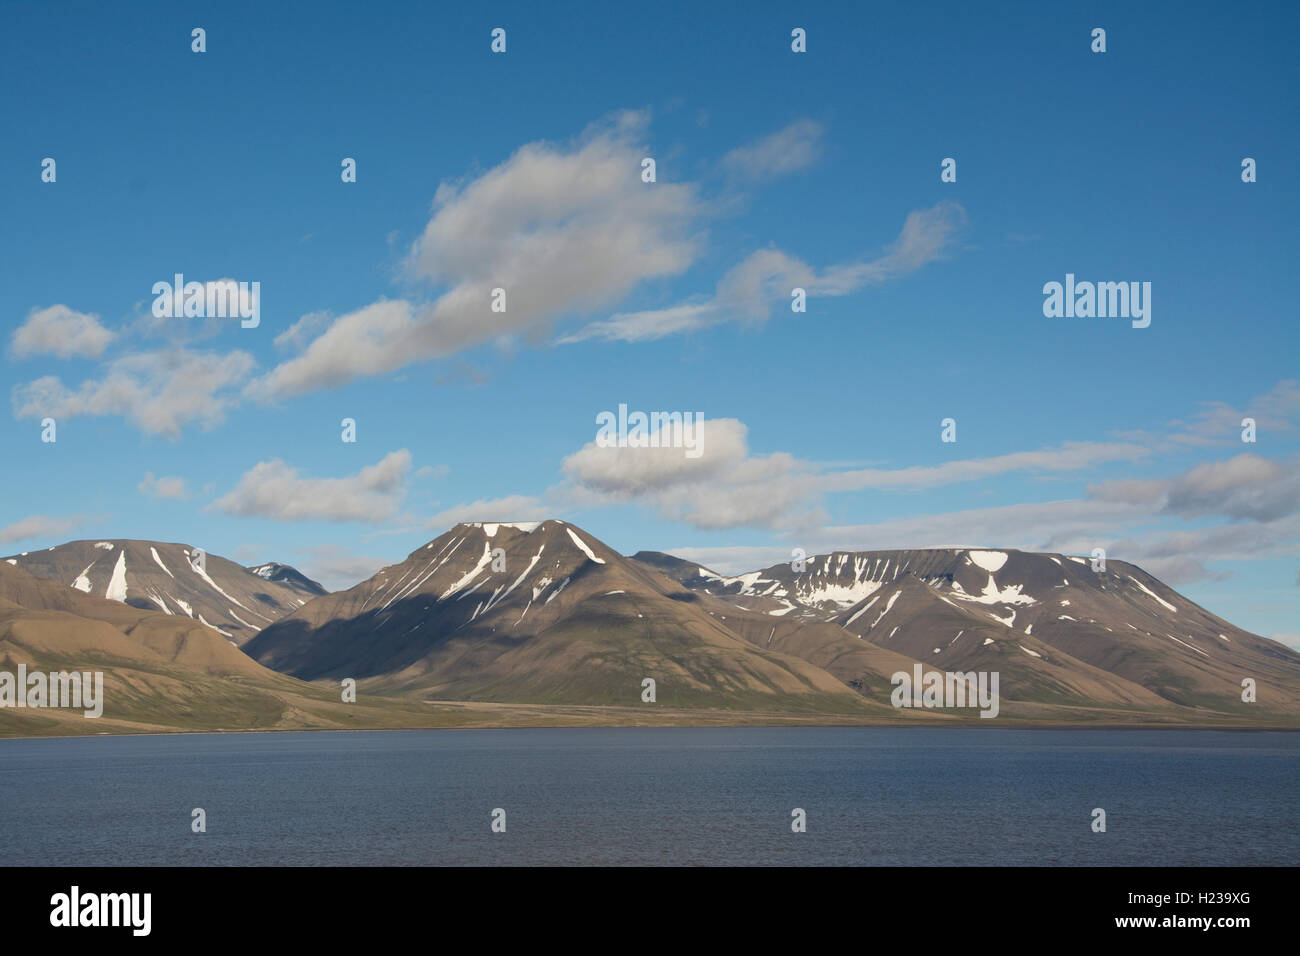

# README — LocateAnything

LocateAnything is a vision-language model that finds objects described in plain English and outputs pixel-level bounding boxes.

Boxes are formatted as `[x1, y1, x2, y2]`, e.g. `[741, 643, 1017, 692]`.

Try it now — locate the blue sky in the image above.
[1, 0, 1296, 642]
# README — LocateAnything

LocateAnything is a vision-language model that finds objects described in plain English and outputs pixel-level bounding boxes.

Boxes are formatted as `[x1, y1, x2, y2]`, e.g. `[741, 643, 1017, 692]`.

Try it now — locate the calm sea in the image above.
[0, 727, 1294, 865]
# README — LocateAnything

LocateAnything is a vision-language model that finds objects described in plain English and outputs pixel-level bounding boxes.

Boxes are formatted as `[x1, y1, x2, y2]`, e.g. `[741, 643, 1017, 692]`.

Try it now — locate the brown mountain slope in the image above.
[0, 562, 459, 737]
[246, 521, 876, 714]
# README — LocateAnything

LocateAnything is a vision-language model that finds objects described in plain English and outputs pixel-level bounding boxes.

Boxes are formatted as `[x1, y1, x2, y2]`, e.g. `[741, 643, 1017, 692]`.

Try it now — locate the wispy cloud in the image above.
[721, 119, 825, 181]
[0, 514, 89, 546]
[559, 416, 1145, 530]
[293, 543, 390, 592]
[561, 200, 967, 343]
[1114, 379, 1300, 448]
[425, 494, 550, 528]
[138, 472, 188, 500]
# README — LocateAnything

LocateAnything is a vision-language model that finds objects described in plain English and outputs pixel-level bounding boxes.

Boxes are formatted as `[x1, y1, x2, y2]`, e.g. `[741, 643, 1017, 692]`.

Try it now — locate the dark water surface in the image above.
[1, 727, 1294, 865]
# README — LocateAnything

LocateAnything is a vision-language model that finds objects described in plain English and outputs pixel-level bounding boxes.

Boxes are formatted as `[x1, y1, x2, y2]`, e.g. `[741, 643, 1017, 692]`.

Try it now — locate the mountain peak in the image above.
[245, 562, 328, 596]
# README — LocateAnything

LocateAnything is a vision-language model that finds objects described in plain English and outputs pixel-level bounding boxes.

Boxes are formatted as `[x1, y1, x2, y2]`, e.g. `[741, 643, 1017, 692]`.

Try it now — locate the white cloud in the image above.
[138, 472, 188, 500]
[211, 450, 412, 523]
[247, 299, 418, 399]
[563, 418, 750, 494]
[11, 305, 115, 359]
[251, 110, 702, 400]
[721, 119, 824, 181]
[1088, 453, 1300, 523]
[11, 347, 255, 439]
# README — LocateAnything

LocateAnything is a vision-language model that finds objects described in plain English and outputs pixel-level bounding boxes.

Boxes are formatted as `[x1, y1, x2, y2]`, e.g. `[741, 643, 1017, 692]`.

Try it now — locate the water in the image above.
[0, 727, 1294, 865]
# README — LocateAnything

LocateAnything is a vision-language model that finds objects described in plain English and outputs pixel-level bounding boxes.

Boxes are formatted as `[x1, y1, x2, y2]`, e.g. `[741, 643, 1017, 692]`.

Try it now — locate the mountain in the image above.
[245, 521, 876, 714]
[0, 559, 443, 736]
[3, 540, 321, 645]
[633, 547, 1300, 721]
[247, 562, 327, 596]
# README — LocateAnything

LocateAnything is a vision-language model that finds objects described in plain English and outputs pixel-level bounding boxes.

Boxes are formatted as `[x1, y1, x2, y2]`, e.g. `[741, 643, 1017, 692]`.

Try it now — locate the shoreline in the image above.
[4, 720, 1298, 742]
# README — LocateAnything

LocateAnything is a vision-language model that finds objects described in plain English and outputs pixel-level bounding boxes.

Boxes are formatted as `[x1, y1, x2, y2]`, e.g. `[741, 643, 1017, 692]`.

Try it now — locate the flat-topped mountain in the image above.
[633, 547, 1300, 718]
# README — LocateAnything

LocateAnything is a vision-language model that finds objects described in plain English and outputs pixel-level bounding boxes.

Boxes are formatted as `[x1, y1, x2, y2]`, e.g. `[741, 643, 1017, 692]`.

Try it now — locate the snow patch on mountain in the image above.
[230, 610, 258, 630]
[566, 528, 606, 564]
[105, 551, 128, 603]
[1167, 634, 1209, 657]
[968, 550, 1008, 573]
[440, 541, 495, 600]
[950, 574, 1037, 607]
[1131, 577, 1177, 613]
[71, 561, 95, 593]
[186, 553, 250, 610]
[871, 590, 902, 628]
[197, 613, 233, 638]
[798, 578, 884, 608]
[151, 547, 174, 578]
[845, 594, 881, 626]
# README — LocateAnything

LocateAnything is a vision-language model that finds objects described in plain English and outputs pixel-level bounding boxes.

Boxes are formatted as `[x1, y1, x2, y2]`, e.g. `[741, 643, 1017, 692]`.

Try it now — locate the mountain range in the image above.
[3, 521, 1298, 734]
